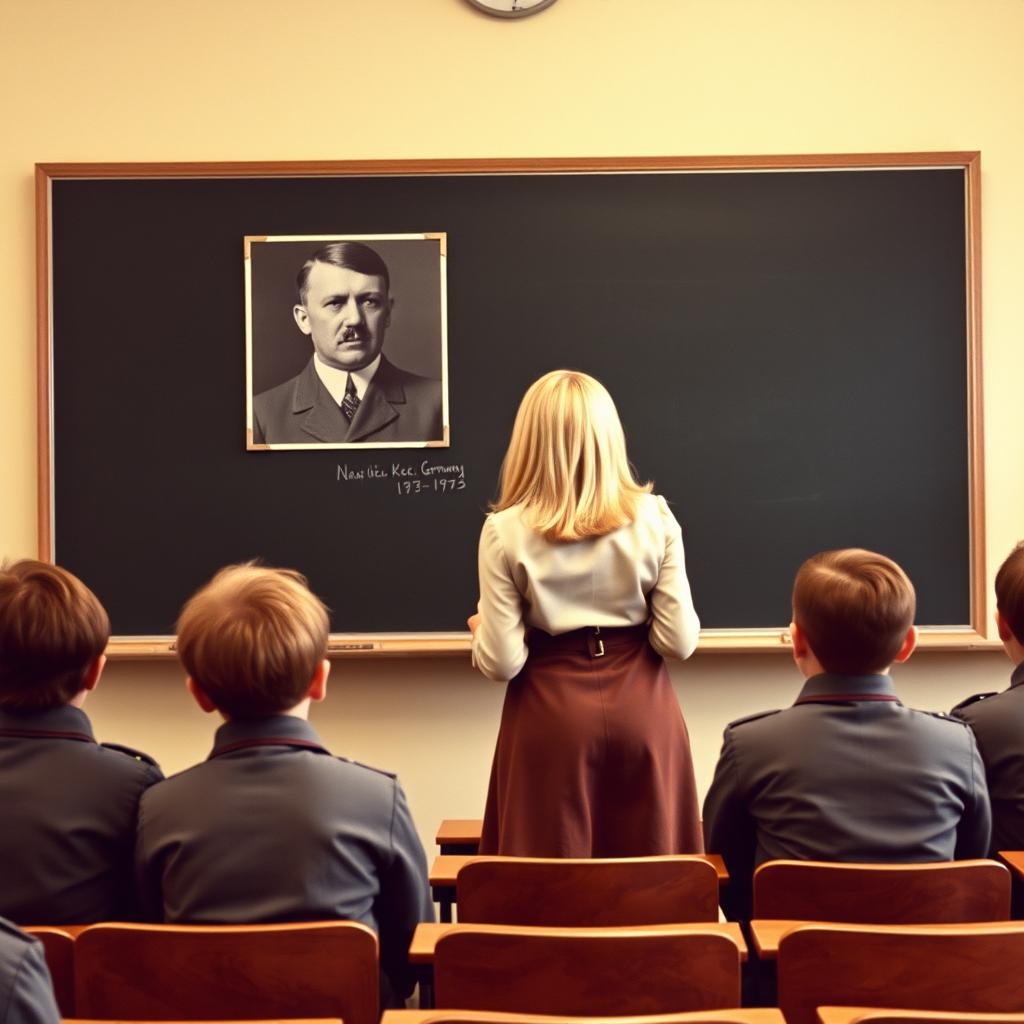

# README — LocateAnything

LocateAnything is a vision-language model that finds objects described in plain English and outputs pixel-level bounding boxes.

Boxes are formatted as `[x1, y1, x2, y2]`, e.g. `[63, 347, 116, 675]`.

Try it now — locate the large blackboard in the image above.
[38, 155, 983, 647]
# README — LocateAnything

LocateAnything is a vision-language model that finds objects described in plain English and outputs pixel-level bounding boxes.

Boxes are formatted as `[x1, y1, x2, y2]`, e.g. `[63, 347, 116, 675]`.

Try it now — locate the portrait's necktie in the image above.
[341, 374, 360, 422]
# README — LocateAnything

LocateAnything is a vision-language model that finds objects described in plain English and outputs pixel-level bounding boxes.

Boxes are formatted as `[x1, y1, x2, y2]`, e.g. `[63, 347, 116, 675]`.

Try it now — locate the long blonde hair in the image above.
[493, 370, 652, 542]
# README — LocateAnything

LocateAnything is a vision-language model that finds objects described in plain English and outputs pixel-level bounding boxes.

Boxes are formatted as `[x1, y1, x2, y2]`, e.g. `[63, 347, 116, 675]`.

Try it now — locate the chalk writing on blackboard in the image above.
[337, 459, 467, 497]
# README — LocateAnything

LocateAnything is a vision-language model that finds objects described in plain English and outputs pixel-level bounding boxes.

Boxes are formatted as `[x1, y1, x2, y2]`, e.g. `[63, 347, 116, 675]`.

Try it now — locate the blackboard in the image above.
[37, 155, 985, 653]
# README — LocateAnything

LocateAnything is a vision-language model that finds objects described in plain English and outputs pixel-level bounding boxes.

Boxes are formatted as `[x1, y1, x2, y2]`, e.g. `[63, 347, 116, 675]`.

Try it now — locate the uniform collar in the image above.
[0, 703, 96, 741]
[1011, 661, 1024, 689]
[794, 672, 901, 705]
[209, 715, 329, 759]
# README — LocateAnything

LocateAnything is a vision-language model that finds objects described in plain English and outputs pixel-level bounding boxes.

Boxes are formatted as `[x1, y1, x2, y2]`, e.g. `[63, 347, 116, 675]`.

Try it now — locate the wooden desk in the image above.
[430, 853, 729, 923]
[436, 819, 484, 855]
[818, 1009, 1024, 1024]
[998, 850, 1024, 882]
[751, 919, 1024, 960]
[412, 920, 747, 966]
[385, 1010, 785, 1024]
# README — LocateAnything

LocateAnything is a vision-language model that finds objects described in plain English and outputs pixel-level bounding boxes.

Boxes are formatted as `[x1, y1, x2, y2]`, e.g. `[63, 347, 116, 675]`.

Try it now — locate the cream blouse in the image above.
[471, 492, 701, 682]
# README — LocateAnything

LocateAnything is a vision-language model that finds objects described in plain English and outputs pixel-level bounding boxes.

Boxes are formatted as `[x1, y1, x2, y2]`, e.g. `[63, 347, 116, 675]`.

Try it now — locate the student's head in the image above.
[0, 559, 109, 711]
[293, 241, 393, 374]
[176, 563, 330, 720]
[494, 369, 652, 542]
[791, 548, 917, 676]
[995, 541, 1024, 655]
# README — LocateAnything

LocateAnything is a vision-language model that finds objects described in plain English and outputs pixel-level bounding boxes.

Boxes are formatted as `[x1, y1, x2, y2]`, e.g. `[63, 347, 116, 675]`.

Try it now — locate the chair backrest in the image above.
[73, 921, 378, 1024]
[753, 860, 1011, 923]
[457, 856, 719, 925]
[382, 1009, 785, 1024]
[24, 926, 75, 1017]
[818, 1009, 1024, 1024]
[433, 925, 742, 1015]
[778, 923, 1024, 1024]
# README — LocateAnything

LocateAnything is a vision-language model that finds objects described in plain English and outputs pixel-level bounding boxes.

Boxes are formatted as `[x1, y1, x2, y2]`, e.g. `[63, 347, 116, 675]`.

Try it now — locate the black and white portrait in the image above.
[246, 234, 449, 450]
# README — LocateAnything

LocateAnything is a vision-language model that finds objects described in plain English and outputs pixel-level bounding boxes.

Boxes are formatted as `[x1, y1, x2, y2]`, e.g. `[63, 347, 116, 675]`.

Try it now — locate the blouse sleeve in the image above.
[647, 496, 701, 661]
[471, 515, 529, 681]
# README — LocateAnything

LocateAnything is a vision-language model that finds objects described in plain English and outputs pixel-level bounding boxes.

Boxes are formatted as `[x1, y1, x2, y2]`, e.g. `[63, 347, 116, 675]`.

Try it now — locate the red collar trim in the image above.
[208, 736, 329, 759]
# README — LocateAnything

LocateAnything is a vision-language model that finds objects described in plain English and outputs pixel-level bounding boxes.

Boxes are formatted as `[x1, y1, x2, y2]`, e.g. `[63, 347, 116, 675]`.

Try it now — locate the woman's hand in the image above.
[467, 613, 481, 634]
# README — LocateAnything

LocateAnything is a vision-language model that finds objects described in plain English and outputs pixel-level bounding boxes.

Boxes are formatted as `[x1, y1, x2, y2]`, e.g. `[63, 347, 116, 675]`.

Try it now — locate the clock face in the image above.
[465, 0, 559, 17]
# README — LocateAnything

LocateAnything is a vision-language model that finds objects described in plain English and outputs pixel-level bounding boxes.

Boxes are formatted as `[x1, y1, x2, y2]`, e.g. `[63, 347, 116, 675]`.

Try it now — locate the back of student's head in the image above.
[494, 368, 652, 542]
[996, 541, 1024, 644]
[0, 559, 110, 711]
[792, 548, 916, 675]
[176, 564, 329, 719]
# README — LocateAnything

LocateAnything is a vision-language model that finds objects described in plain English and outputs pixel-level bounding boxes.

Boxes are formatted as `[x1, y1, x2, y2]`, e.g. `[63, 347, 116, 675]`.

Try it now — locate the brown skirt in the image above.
[479, 624, 703, 857]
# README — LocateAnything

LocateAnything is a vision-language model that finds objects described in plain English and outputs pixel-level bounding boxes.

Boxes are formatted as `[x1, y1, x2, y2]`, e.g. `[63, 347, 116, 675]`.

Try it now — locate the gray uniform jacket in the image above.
[135, 715, 434, 1000]
[253, 356, 443, 445]
[951, 660, 1024, 853]
[0, 705, 162, 923]
[0, 919, 59, 1024]
[703, 673, 992, 920]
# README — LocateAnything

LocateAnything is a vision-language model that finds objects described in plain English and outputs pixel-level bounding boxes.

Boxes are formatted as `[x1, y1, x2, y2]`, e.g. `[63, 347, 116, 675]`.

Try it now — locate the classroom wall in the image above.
[1, 0, 1022, 852]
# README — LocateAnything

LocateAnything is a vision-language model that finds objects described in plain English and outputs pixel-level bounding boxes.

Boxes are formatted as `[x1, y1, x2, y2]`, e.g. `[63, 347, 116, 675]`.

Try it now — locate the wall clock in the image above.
[465, 0, 559, 17]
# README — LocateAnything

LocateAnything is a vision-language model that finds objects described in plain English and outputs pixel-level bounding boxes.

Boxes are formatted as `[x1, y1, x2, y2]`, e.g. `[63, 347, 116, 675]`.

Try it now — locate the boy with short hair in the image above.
[0, 559, 162, 923]
[703, 548, 991, 920]
[953, 541, 1024, 853]
[135, 563, 432, 1004]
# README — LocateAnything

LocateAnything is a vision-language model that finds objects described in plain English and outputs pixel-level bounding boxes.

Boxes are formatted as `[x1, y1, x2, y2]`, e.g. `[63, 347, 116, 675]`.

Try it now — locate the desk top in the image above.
[751, 919, 1024, 960]
[430, 853, 729, 886]
[999, 850, 1024, 881]
[410, 921, 748, 963]
[436, 820, 484, 847]
[384, 1011, 785, 1024]
[818, 1010, 1024, 1024]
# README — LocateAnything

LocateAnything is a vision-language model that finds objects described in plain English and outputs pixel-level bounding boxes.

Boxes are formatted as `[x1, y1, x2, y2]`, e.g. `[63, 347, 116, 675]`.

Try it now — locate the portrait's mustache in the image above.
[338, 327, 365, 341]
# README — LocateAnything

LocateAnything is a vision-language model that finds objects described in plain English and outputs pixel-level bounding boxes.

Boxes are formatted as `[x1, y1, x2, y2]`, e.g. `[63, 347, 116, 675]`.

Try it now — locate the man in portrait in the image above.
[252, 241, 443, 446]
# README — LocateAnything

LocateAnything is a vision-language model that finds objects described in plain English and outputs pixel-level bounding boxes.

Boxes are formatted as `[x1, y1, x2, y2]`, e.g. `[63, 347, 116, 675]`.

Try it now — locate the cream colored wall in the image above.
[1, 0, 1023, 852]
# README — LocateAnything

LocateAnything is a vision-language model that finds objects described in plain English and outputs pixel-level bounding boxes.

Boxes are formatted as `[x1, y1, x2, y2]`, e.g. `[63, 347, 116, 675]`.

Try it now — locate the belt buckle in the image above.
[592, 627, 605, 658]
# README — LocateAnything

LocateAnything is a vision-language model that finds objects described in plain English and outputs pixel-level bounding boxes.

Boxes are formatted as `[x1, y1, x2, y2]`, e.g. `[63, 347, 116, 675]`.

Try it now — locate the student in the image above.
[0, 559, 162, 923]
[952, 541, 1024, 854]
[469, 369, 702, 857]
[703, 548, 991, 920]
[135, 563, 433, 1005]
[0, 918, 60, 1024]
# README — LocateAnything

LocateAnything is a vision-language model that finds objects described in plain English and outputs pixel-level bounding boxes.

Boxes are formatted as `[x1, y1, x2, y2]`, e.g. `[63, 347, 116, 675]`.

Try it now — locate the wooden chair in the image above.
[24, 926, 75, 1017]
[777, 922, 1024, 1024]
[753, 860, 1011, 923]
[818, 1010, 1024, 1024]
[433, 925, 742, 1015]
[73, 921, 378, 1024]
[456, 856, 720, 925]
[383, 1009, 785, 1024]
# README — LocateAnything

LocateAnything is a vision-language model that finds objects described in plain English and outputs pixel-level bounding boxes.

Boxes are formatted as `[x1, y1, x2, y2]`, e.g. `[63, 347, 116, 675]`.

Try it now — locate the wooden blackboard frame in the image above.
[35, 153, 989, 657]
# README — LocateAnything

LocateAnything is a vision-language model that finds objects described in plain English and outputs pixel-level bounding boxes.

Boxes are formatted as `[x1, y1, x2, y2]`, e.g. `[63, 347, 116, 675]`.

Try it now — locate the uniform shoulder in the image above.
[908, 707, 974, 730]
[335, 755, 398, 782]
[0, 917, 33, 944]
[725, 708, 782, 731]
[951, 691, 1000, 715]
[100, 741, 160, 767]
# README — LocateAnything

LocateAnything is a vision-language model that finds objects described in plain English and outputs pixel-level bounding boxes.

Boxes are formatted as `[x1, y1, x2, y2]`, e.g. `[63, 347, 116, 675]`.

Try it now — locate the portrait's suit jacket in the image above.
[252, 355, 443, 445]
[702, 672, 992, 920]
[0, 918, 60, 1024]
[135, 715, 434, 1002]
[952, 660, 1024, 853]
[0, 705, 163, 924]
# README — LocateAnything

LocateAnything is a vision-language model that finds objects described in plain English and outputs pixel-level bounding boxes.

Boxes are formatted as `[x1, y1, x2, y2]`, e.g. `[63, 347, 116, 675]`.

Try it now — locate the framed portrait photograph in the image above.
[245, 233, 449, 450]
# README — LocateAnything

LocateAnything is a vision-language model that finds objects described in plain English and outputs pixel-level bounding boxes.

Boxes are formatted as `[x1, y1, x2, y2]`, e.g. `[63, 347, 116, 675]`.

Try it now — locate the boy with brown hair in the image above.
[953, 541, 1024, 854]
[703, 548, 991, 920]
[0, 559, 162, 923]
[135, 563, 432, 1004]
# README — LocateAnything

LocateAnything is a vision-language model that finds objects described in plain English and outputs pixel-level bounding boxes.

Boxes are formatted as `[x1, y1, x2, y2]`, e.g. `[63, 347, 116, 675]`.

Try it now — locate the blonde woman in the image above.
[469, 370, 702, 856]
